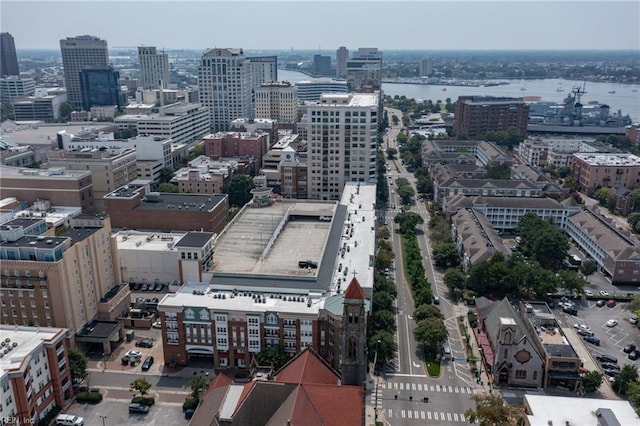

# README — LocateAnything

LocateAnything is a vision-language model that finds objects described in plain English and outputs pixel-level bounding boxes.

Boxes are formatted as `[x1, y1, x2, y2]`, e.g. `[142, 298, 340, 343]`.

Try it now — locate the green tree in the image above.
[432, 243, 460, 267]
[373, 291, 394, 313]
[158, 183, 179, 193]
[374, 277, 397, 298]
[227, 175, 255, 207]
[627, 380, 640, 410]
[557, 166, 572, 178]
[443, 268, 466, 295]
[485, 165, 511, 180]
[1, 103, 15, 121]
[255, 346, 287, 370]
[129, 377, 152, 397]
[579, 260, 597, 276]
[626, 294, 640, 314]
[531, 227, 570, 271]
[414, 317, 448, 354]
[414, 304, 444, 321]
[68, 348, 88, 384]
[159, 167, 175, 184]
[628, 212, 640, 229]
[582, 370, 604, 393]
[372, 309, 396, 334]
[386, 147, 397, 159]
[187, 374, 207, 401]
[556, 270, 585, 295]
[58, 101, 74, 122]
[593, 187, 614, 207]
[465, 394, 524, 426]
[394, 212, 424, 235]
[612, 365, 638, 395]
[369, 330, 397, 369]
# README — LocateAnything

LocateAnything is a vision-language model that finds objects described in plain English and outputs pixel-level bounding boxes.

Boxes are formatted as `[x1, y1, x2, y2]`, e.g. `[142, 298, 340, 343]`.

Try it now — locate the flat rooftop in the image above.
[318, 93, 379, 107]
[574, 152, 640, 166]
[0, 326, 64, 376]
[159, 282, 321, 316]
[15, 206, 81, 228]
[59, 226, 102, 245]
[176, 232, 215, 248]
[0, 234, 68, 250]
[524, 394, 639, 426]
[0, 123, 114, 147]
[115, 230, 186, 252]
[0, 165, 91, 179]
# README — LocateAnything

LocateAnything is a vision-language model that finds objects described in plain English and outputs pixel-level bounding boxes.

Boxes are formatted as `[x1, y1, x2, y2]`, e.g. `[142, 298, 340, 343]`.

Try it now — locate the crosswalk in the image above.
[387, 409, 470, 423]
[383, 382, 476, 394]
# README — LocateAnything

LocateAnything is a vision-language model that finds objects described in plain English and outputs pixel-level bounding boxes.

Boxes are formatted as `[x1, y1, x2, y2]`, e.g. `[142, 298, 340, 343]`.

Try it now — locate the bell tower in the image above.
[340, 277, 367, 386]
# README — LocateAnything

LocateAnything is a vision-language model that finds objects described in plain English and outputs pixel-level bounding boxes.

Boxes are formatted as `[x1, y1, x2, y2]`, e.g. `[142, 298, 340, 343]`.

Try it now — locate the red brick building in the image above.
[204, 132, 269, 174]
[453, 96, 529, 138]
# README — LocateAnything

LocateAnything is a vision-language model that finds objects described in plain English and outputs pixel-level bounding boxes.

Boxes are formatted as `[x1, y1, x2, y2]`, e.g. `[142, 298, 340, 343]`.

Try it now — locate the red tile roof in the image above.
[343, 277, 364, 300]
[296, 384, 364, 426]
[207, 372, 233, 392]
[275, 348, 340, 385]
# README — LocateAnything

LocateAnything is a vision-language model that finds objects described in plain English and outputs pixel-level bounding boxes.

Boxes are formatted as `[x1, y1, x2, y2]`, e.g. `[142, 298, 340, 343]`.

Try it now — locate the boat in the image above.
[441, 88, 447, 91]
[556, 83, 564, 92]
[608, 90, 616, 94]
[633, 88, 639, 93]
[520, 87, 527, 91]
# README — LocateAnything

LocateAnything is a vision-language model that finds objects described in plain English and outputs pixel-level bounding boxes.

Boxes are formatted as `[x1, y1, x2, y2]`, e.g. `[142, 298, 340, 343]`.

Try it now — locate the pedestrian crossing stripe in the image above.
[389, 409, 470, 423]
[384, 382, 475, 394]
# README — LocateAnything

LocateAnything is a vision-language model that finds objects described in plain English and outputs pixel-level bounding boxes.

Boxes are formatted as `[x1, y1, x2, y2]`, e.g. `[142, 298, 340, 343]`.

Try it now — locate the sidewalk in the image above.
[365, 369, 386, 426]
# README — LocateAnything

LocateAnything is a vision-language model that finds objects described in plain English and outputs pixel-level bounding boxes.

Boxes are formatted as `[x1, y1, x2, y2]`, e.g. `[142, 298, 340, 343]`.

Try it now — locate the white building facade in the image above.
[138, 46, 170, 90]
[254, 82, 298, 124]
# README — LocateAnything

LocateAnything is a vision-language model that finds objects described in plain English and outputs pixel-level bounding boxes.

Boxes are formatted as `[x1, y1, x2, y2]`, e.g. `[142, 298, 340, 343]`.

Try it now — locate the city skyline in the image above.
[1, 1, 639, 51]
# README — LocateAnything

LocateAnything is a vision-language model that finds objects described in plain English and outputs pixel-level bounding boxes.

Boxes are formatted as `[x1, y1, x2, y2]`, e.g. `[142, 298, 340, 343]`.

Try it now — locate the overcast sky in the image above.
[2, 1, 639, 51]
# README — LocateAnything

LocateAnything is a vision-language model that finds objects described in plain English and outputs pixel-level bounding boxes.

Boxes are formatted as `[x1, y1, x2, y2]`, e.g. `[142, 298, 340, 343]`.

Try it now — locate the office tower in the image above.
[346, 48, 383, 91]
[79, 65, 121, 110]
[419, 57, 433, 77]
[295, 79, 347, 101]
[60, 35, 109, 109]
[336, 46, 348, 78]
[305, 93, 379, 200]
[453, 96, 529, 138]
[254, 81, 298, 124]
[0, 76, 35, 103]
[312, 54, 331, 76]
[248, 55, 278, 89]
[12, 89, 67, 123]
[138, 46, 169, 89]
[0, 32, 19, 77]
[198, 48, 253, 132]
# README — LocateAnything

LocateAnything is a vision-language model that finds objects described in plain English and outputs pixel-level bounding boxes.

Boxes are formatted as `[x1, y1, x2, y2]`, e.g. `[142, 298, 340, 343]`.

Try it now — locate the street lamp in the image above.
[99, 415, 107, 426]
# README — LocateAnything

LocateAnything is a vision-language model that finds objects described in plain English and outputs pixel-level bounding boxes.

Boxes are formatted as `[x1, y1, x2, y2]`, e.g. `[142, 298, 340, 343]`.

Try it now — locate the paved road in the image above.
[375, 113, 478, 424]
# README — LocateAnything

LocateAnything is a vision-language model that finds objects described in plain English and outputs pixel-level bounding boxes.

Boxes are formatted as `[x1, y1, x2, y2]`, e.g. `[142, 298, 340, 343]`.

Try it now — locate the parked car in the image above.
[584, 289, 593, 296]
[606, 319, 618, 328]
[629, 351, 640, 361]
[599, 290, 609, 297]
[124, 350, 142, 359]
[184, 408, 195, 420]
[133, 283, 142, 291]
[135, 339, 153, 348]
[607, 299, 617, 308]
[603, 368, 620, 377]
[577, 328, 594, 336]
[601, 362, 621, 371]
[595, 354, 618, 364]
[152, 321, 162, 329]
[433, 295, 440, 305]
[141, 356, 154, 371]
[583, 335, 600, 346]
[624, 344, 637, 354]
[596, 299, 606, 307]
[630, 315, 639, 325]
[129, 403, 150, 414]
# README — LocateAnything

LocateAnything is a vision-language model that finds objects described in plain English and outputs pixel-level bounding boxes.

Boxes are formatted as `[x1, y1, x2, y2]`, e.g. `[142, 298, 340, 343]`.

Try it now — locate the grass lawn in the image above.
[424, 352, 441, 377]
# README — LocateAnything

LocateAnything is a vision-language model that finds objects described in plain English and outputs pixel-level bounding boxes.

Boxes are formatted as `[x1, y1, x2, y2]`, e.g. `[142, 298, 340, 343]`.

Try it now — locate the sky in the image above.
[1, 0, 639, 51]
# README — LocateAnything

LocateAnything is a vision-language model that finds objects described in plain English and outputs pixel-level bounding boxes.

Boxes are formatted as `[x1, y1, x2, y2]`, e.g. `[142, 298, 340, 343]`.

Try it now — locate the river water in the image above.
[279, 69, 640, 122]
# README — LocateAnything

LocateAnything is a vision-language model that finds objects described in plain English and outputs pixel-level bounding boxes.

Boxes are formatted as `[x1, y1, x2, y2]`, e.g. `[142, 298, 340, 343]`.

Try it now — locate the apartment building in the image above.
[422, 139, 513, 168]
[172, 155, 231, 195]
[453, 96, 529, 138]
[304, 93, 379, 200]
[336, 46, 348, 78]
[0, 215, 127, 349]
[47, 148, 137, 212]
[570, 152, 640, 193]
[346, 48, 383, 91]
[0, 326, 74, 425]
[254, 82, 298, 124]
[203, 132, 269, 173]
[248, 55, 278, 89]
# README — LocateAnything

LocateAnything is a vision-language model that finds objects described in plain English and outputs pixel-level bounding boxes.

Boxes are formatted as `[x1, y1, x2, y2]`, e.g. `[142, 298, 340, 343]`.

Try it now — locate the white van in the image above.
[56, 414, 84, 426]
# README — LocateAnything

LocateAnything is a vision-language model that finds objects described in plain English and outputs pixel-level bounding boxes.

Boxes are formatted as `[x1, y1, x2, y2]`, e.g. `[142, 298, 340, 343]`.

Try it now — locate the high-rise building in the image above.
[60, 35, 109, 109]
[248, 55, 278, 89]
[346, 48, 383, 91]
[198, 48, 253, 132]
[453, 96, 529, 138]
[419, 57, 433, 77]
[79, 65, 121, 110]
[312, 54, 331, 76]
[304, 93, 379, 200]
[336, 46, 349, 78]
[138, 46, 169, 90]
[295, 79, 348, 101]
[0, 32, 19, 77]
[254, 81, 298, 124]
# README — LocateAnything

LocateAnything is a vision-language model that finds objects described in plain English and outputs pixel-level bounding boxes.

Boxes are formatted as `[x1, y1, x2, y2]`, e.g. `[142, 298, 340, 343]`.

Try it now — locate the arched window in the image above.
[348, 336, 358, 360]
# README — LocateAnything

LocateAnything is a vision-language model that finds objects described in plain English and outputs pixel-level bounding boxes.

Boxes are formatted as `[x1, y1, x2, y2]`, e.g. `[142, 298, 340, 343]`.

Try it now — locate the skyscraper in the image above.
[138, 46, 169, 90]
[79, 66, 121, 110]
[312, 54, 331, 76]
[248, 55, 278, 89]
[419, 57, 433, 77]
[198, 48, 253, 132]
[1, 32, 19, 77]
[346, 48, 383, 91]
[336, 46, 348, 78]
[304, 93, 379, 200]
[60, 35, 109, 109]
[254, 81, 298, 124]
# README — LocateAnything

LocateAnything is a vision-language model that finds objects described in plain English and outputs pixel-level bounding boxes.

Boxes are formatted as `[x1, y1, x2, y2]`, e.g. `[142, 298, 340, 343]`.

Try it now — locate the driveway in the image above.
[65, 398, 187, 426]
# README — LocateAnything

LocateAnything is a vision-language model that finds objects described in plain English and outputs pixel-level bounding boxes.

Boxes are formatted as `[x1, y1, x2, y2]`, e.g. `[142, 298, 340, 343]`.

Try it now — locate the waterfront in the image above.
[279, 70, 640, 122]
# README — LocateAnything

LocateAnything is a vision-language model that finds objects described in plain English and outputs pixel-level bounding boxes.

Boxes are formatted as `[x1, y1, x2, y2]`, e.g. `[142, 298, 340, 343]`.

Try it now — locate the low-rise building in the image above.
[434, 178, 541, 203]
[172, 156, 231, 195]
[0, 76, 35, 103]
[451, 208, 509, 272]
[422, 139, 513, 168]
[570, 152, 640, 193]
[523, 394, 639, 426]
[204, 132, 270, 174]
[12, 90, 67, 123]
[0, 326, 74, 425]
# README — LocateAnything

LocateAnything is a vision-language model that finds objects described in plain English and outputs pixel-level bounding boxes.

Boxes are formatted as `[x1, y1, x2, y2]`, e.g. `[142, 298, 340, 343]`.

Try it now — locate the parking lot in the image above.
[559, 297, 639, 371]
[66, 398, 187, 426]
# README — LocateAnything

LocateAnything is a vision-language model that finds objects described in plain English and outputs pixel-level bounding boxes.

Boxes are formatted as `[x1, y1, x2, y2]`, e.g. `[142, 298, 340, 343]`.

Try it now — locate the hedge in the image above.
[131, 396, 155, 406]
[183, 396, 198, 411]
[77, 391, 102, 404]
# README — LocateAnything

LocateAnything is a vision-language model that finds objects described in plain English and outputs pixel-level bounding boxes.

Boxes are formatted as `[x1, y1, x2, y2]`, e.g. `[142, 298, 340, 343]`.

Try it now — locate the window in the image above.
[515, 370, 526, 379]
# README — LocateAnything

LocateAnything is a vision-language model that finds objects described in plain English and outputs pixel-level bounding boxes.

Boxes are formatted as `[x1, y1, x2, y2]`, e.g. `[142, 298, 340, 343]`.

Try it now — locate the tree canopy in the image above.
[227, 175, 255, 207]
[414, 317, 448, 354]
[68, 348, 88, 384]
[129, 377, 152, 396]
[465, 394, 524, 426]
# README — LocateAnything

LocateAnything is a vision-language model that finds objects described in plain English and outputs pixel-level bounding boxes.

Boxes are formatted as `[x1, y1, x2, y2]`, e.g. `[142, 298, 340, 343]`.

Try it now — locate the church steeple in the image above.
[340, 278, 367, 386]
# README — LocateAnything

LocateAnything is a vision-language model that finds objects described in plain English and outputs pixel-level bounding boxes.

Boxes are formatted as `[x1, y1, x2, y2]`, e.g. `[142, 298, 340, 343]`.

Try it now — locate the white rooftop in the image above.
[524, 394, 639, 426]
[574, 152, 640, 166]
[0, 326, 64, 377]
[115, 230, 186, 252]
[317, 93, 379, 107]
[158, 282, 321, 316]
[14, 205, 82, 228]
